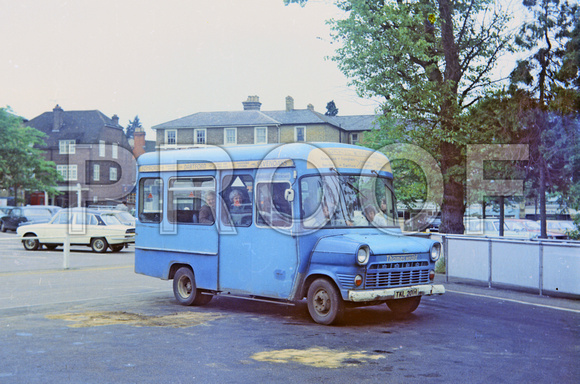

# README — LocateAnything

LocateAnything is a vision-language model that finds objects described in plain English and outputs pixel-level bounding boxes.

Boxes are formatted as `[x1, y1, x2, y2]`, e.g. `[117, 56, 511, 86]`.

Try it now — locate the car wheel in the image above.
[45, 244, 58, 250]
[110, 244, 124, 253]
[386, 296, 421, 319]
[22, 234, 40, 251]
[307, 278, 344, 325]
[90, 237, 108, 253]
[0, 221, 6, 232]
[173, 267, 213, 306]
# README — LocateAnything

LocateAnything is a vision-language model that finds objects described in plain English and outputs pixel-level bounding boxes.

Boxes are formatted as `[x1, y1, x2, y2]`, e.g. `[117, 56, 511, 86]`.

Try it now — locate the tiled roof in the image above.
[153, 111, 280, 129]
[26, 109, 125, 147]
[328, 115, 380, 132]
[153, 108, 379, 132]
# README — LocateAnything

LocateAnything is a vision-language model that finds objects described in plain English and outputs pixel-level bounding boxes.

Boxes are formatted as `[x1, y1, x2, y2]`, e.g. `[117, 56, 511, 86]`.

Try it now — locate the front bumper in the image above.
[348, 284, 445, 302]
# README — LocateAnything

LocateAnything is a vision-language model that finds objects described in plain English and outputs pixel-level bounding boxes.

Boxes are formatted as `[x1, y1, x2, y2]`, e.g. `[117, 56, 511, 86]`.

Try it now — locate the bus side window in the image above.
[257, 182, 292, 228]
[221, 174, 253, 227]
[168, 177, 215, 225]
[139, 178, 163, 223]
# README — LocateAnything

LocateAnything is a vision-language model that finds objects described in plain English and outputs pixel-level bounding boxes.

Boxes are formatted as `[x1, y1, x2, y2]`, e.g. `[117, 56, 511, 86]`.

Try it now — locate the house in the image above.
[25, 105, 136, 208]
[152, 96, 378, 150]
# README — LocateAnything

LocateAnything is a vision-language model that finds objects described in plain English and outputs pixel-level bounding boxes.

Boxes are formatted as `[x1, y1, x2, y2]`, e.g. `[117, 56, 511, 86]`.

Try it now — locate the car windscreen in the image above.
[100, 214, 123, 226]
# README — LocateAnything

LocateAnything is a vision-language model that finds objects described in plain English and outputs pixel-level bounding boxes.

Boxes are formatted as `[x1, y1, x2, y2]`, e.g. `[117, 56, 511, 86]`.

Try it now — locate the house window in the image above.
[59, 140, 75, 154]
[166, 130, 177, 146]
[295, 126, 306, 142]
[255, 127, 267, 144]
[351, 133, 359, 145]
[224, 128, 237, 145]
[57, 165, 77, 181]
[112, 143, 118, 159]
[194, 129, 206, 145]
[93, 164, 100, 181]
[110, 167, 118, 181]
[99, 140, 106, 157]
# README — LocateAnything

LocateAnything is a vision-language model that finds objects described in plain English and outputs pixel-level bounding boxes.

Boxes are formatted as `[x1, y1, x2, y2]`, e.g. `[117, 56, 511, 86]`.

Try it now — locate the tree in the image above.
[510, 0, 579, 237]
[325, 100, 339, 116]
[329, 0, 514, 233]
[125, 115, 142, 139]
[0, 108, 61, 204]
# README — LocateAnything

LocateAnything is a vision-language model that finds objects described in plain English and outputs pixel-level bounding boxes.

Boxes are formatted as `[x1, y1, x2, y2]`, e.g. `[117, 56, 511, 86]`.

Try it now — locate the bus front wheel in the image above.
[307, 278, 344, 325]
[173, 267, 212, 306]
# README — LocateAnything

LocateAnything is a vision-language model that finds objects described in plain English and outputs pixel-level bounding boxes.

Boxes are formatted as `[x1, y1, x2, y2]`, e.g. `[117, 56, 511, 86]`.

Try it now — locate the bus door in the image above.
[167, 174, 218, 255]
[218, 170, 297, 299]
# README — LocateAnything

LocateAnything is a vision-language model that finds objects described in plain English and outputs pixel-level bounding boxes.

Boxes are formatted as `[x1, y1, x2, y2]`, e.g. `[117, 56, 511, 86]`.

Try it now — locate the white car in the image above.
[17, 208, 135, 253]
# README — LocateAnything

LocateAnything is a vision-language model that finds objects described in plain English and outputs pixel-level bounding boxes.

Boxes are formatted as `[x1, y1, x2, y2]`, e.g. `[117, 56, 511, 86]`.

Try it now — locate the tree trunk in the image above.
[539, 161, 547, 238]
[439, 141, 465, 234]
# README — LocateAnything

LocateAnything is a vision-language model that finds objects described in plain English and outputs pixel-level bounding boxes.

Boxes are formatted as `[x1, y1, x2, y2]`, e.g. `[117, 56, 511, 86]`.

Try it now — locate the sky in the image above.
[1, 0, 382, 138]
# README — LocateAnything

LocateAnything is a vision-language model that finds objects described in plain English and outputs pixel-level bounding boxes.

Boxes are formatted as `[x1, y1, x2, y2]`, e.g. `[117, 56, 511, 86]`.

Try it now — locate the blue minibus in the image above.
[135, 143, 444, 324]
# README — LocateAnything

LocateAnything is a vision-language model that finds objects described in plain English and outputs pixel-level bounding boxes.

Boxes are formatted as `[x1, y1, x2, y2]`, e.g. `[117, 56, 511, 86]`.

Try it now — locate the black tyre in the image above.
[22, 234, 40, 251]
[45, 244, 58, 250]
[307, 278, 344, 325]
[386, 296, 422, 319]
[90, 237, 108, 253]
[173, 267, 213, 306]
[110, 244, 124, 253]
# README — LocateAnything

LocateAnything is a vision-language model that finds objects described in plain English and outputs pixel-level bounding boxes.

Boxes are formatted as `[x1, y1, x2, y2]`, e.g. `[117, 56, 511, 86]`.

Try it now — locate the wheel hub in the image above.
[313, 289, 330, 314]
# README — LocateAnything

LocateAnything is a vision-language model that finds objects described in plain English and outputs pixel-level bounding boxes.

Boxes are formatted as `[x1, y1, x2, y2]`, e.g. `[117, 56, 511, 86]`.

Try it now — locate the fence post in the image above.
[538, 241, 544, 296]
[443, 235, 449, 283]
[488, 238, 493, 289]
[63, 231, 70, 270]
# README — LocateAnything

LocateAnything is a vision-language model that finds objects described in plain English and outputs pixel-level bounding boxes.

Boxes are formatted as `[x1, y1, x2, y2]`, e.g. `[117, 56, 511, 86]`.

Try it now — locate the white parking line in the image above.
[447, 289, 580, 314]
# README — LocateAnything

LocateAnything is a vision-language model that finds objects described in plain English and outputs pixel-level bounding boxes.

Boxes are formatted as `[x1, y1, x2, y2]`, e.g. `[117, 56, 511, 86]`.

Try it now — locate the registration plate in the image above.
[394, 288, 419, 299]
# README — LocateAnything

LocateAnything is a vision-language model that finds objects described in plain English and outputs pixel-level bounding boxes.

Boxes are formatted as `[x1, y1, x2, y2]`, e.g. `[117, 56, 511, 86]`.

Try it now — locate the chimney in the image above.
[132, 126, 146, 158]
[52, 104, 63, 132]
[307, 103, 314, 111]
[286, 96, 294, 112]
[112, 114, 120, 126]
[242, 95, 262, 111]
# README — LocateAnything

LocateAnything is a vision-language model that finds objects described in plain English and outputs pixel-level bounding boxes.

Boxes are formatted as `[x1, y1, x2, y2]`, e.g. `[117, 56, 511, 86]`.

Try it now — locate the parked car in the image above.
[16, 208, 135, 252]
[102, 210, 136, 226]
[545, 220, 576, 238]
[505, 219, 568, 240]
[0, 206, 14, 215]
[1, 206, 53, 232]
[424, 215, 441, 232]
[41, 205, 62, 216]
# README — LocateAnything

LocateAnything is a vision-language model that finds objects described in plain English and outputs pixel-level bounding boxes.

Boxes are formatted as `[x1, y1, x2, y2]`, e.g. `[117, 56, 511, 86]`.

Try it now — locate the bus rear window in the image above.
[139, 178, 163, 223]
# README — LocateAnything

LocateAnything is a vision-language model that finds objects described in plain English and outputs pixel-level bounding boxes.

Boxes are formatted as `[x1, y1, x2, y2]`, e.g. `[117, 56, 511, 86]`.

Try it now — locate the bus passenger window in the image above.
[221, 174, 253, 227]
[257, 182, 292, 228]
[139, 178, 163, 223]
[168, 177, 215, 225]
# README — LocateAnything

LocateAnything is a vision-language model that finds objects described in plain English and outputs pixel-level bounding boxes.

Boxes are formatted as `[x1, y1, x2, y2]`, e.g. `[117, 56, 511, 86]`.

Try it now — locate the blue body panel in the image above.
[135, 143, 436, 302]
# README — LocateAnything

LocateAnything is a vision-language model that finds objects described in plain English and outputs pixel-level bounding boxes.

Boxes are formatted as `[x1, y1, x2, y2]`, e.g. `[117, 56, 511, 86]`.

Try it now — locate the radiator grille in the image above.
[366, 261, 430, 289]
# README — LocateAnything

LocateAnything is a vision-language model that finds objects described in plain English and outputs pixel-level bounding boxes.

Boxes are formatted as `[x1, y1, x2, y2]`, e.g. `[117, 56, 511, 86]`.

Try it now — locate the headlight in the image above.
[430, 243, 441, 262]
[356, 245, 370, 265]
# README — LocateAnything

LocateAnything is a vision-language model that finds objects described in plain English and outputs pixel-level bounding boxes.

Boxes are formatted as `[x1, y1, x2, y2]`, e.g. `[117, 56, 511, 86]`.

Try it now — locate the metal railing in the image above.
[436, 234, 580, 296]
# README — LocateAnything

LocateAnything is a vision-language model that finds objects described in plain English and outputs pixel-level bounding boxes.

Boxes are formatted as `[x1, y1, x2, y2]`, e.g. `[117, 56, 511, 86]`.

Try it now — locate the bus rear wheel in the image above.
[386, 296, 421, 319]
[173, 267, 212, 306]
[307, 278, 344, 325]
